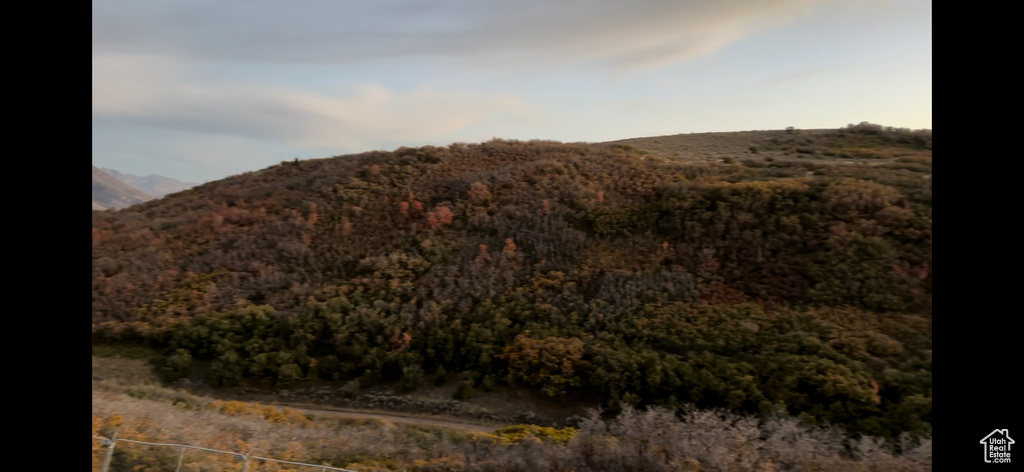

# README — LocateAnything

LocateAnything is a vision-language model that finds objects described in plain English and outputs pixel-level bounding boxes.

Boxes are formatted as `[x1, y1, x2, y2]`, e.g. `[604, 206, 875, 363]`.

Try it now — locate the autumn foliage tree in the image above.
[501, 332, 587, 396]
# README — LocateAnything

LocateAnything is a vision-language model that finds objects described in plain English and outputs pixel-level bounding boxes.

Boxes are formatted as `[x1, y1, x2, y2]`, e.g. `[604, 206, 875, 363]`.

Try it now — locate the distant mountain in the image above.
[92, 166, 153, 210]
[101, 168, 199, 198]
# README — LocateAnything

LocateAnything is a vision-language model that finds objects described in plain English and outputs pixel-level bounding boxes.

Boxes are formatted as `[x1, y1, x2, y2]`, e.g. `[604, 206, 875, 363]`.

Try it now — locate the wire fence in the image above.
[92, 433, 359, 472]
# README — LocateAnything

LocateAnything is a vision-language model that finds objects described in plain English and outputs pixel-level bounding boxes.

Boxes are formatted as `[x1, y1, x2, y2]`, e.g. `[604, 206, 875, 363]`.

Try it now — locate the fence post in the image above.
[175, 445, 186, 472]
[100, 432, 118, 472]
[240, 447, 255, 472]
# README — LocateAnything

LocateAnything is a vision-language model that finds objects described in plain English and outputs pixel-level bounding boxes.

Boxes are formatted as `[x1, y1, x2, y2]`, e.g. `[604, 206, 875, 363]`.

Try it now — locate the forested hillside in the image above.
[92, 123, 932, 441]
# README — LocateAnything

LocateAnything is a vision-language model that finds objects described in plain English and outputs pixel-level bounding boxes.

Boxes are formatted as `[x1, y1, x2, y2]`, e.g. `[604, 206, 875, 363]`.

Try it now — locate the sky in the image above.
[92, 0, 931, 184]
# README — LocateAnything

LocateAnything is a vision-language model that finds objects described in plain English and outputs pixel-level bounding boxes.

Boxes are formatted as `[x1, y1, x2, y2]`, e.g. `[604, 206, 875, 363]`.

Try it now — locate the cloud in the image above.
[755, 65, 842, 89]
[93, 0, 829, 71]
[93, 54, 529, 150]
[91, 1, 834, 157]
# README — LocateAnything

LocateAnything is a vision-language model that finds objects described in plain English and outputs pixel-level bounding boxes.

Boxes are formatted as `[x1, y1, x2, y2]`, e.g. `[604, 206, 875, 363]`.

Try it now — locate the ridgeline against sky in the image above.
[92, 0, 931, 183]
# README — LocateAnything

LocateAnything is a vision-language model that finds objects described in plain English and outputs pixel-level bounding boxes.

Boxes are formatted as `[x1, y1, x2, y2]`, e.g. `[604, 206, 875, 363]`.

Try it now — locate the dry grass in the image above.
[92, 357, 931, 471]
[601, 129, 815, 162]
[92, 356, 160, 386]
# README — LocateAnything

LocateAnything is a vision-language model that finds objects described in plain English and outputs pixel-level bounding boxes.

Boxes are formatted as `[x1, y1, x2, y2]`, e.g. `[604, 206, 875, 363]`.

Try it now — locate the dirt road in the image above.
[262, 402, 501, 433]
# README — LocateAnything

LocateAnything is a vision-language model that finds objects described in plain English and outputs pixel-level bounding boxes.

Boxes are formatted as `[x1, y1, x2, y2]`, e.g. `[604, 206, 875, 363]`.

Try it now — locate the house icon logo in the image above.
[981, 429, 1014, 463]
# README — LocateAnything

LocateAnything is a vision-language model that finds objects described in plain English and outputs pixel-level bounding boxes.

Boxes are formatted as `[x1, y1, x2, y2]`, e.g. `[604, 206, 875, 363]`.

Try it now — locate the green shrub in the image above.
[341, 379, 361, 399]
[211, 350, 246, 387]
[453, 379, 475, 400]
[399, 365, 425, 393]
[277, 363, 303, 388]
[433, 366, 448, 386]
[153, 349, 192, 383]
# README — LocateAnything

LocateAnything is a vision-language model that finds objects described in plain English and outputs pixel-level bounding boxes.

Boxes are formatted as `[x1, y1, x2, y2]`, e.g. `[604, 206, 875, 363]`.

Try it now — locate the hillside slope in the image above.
[92, 124, 932, 440]
[92, 165, 153, 210]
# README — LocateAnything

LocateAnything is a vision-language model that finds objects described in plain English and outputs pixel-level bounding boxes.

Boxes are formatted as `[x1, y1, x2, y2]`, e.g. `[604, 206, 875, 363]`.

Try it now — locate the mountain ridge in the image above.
[92, 165, 153, 210]
[101, 167, 200, 198]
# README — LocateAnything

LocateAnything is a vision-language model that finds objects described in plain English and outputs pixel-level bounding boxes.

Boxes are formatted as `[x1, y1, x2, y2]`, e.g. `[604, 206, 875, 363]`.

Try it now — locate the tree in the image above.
[156, 349, 192, 383]
[454, 378, 475, 400]
[501, 332, 587, 396]
[211, 350, 246, 387]
[277, 363, 303, 389]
